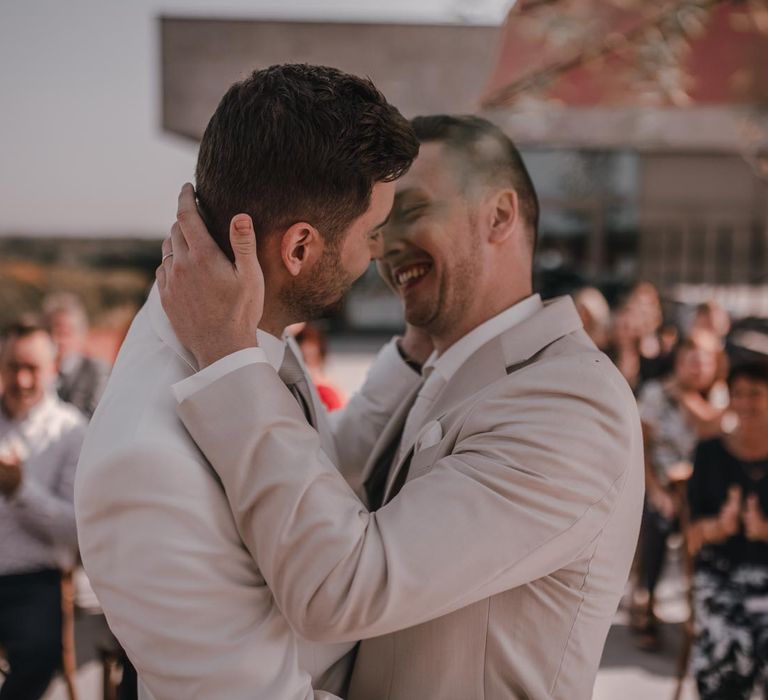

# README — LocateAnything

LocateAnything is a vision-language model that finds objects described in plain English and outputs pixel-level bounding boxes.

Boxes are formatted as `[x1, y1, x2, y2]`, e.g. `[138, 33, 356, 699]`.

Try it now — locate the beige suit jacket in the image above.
[75, 287, 417, 700]
[174, 296, 644, 700]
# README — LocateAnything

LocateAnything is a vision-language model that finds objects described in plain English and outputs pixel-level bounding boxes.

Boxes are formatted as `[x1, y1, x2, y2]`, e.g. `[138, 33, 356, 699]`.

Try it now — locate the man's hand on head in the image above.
[156, 183, 265, 370]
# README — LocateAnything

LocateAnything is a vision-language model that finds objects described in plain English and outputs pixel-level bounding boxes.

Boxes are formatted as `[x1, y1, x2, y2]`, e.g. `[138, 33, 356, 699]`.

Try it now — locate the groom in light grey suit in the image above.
[75, 64, 420, 699]
[159, 115, 645, 699]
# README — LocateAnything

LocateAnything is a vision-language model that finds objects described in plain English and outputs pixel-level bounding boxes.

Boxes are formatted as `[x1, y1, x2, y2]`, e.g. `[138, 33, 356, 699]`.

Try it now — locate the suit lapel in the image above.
[360, 381, 422, 501]
[381, 296, 584, 503]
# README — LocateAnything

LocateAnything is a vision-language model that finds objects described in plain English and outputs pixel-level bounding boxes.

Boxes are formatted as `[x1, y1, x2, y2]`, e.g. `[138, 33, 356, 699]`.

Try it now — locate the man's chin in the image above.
[404, 302, 438, 330]
[316, 295, 346, 319]
[299, 291, 347, 321]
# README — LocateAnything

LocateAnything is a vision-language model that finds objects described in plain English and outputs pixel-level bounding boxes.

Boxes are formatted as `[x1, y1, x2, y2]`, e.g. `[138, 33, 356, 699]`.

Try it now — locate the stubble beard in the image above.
[404, 227, 481, 338]
[280, 244, 355, 322]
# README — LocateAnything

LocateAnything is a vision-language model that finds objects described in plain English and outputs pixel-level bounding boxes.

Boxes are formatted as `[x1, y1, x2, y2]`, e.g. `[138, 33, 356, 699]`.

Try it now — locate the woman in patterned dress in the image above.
[688, 361, 768, 699]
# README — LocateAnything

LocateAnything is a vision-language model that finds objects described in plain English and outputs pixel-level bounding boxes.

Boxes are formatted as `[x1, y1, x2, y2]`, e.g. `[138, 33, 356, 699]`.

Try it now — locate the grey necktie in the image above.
[396, 366, 446, 460]
[278, 346, 317, 428]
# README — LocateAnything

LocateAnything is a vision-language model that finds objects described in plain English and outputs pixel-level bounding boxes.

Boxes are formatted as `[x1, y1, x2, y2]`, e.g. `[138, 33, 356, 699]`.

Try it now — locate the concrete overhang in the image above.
[160, 17, 501, 141]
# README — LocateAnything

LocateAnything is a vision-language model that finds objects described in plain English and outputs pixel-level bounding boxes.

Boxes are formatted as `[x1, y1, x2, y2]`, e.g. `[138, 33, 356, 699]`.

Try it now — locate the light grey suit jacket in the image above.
[174, 296, 645, 699]
[75, 286, 417, 700]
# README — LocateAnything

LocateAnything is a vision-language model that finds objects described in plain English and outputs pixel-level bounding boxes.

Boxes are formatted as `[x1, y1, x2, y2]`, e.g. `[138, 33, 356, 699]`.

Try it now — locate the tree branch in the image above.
[482, 0, 726, 109]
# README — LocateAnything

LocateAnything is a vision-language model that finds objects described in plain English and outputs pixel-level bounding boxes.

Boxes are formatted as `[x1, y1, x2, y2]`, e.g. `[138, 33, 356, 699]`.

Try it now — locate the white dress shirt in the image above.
[425, 293, 543, 383]
[0, 393, 85, 575]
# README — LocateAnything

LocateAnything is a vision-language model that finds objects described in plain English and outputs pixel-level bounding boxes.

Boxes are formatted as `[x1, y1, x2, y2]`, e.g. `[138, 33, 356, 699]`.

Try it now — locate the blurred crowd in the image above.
[1, 283, 767, 699]
[576, 282, 768, 699]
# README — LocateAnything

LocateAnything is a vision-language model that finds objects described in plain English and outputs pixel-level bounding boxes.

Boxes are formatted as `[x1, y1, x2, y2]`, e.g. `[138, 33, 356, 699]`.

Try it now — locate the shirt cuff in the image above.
[172, 348, 270, 404]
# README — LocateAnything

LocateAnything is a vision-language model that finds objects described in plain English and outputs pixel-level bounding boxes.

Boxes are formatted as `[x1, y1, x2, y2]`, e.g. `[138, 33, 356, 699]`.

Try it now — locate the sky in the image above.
[0, 0, 514, 238]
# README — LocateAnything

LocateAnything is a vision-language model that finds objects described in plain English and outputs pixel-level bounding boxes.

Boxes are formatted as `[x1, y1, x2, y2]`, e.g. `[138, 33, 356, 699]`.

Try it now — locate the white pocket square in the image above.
[415, 420, 443, 452]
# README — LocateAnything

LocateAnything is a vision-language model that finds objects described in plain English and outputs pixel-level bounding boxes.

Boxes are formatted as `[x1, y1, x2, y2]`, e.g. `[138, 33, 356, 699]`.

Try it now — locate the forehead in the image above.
[1, 332, 55, 365]
[395, 142, 461, 197]
[369, 180, 396, 215]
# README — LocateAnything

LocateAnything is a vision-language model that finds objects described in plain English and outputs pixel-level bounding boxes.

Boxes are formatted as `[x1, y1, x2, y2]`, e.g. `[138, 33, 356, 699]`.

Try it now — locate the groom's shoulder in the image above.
[78, 307, 205, 480]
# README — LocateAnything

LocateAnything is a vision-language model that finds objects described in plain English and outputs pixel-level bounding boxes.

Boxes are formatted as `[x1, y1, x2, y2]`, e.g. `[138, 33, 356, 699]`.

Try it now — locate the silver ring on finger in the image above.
[161, 252, 174, 263]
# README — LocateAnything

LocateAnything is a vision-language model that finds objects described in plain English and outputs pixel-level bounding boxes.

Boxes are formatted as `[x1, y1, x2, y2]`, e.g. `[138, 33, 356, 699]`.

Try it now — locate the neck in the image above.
[257, 286, 290, 340]
[258, 316, 286, 339]
[431, 284, 533, 355]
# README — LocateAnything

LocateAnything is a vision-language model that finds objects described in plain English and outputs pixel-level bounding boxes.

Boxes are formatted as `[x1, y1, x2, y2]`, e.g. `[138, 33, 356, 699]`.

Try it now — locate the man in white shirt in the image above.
[0, 319, 85, 700]
[75, 64, 419, 700]
[159, 115, 645, 699]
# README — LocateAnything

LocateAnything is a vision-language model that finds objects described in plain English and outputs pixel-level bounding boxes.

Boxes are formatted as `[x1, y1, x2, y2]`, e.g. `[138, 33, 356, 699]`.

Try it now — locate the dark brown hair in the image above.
[2, 315, 51, 341]
[728, 360, 768, 389]
[0, 316, 53, 361]
[196, 64, 419, 258]
[410, 114, 539, 250]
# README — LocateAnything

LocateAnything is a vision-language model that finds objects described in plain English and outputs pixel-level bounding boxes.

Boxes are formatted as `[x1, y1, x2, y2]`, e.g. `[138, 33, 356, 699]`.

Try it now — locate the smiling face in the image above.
[0, 331, 57, 419]
[376, 143, 483, 338]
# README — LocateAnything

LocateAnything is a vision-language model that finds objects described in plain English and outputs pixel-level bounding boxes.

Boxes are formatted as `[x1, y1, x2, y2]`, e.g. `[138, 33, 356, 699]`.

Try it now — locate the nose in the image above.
[368, 234, 385, 261]
[379, 223, 410, 261]
[16, 368, 34, 390]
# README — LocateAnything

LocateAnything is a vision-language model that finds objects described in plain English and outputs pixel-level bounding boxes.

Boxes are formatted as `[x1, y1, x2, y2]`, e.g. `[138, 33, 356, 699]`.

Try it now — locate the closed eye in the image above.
[401, 204, 428, 222]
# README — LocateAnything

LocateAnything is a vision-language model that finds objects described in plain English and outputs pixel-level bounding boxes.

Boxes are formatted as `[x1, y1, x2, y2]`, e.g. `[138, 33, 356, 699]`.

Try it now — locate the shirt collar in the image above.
[147, 283, 285, 373]
[256, 329, 286, 372]
[0, 391, 57, 429]
[425, 294, 543, 383]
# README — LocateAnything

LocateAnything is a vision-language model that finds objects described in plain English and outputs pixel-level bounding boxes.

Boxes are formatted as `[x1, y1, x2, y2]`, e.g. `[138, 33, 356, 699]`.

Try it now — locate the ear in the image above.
[279, 222, 323, 277]
[487, 188, 519, 244]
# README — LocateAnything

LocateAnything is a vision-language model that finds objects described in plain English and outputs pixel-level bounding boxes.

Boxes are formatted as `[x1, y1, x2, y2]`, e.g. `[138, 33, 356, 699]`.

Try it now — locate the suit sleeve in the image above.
[84, 359, 111, 418]
[10, 421, 83, 552]
[328, 339, 420, 486]
[175, 358, 640, 643]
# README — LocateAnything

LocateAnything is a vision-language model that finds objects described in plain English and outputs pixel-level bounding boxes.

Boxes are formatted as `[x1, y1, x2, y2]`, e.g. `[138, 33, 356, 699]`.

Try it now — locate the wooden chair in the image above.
[60, 570, 80, 700]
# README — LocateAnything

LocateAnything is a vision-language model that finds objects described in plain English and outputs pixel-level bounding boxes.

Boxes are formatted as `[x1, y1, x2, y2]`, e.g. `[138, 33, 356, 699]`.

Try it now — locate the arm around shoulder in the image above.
[176, 356, 643, 643]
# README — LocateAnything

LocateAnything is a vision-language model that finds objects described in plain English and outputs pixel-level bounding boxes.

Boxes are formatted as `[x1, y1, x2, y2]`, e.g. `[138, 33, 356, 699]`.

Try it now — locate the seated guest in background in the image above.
[44, 292, 110, 418]
[0, 319, 85, 700]
[690, 299, 731, 346]
[629, 282, 674, 381]
[606, 302, 643, 393]
[687, 361, 768, 700]
[632, 329, 727, 649]
[295, 323, 345, 411]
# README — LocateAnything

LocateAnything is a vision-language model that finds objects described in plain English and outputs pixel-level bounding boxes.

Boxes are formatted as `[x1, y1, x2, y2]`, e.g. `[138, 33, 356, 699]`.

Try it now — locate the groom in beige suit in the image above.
[159, 115, 645, 699]
[75, 64, 420, 699]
